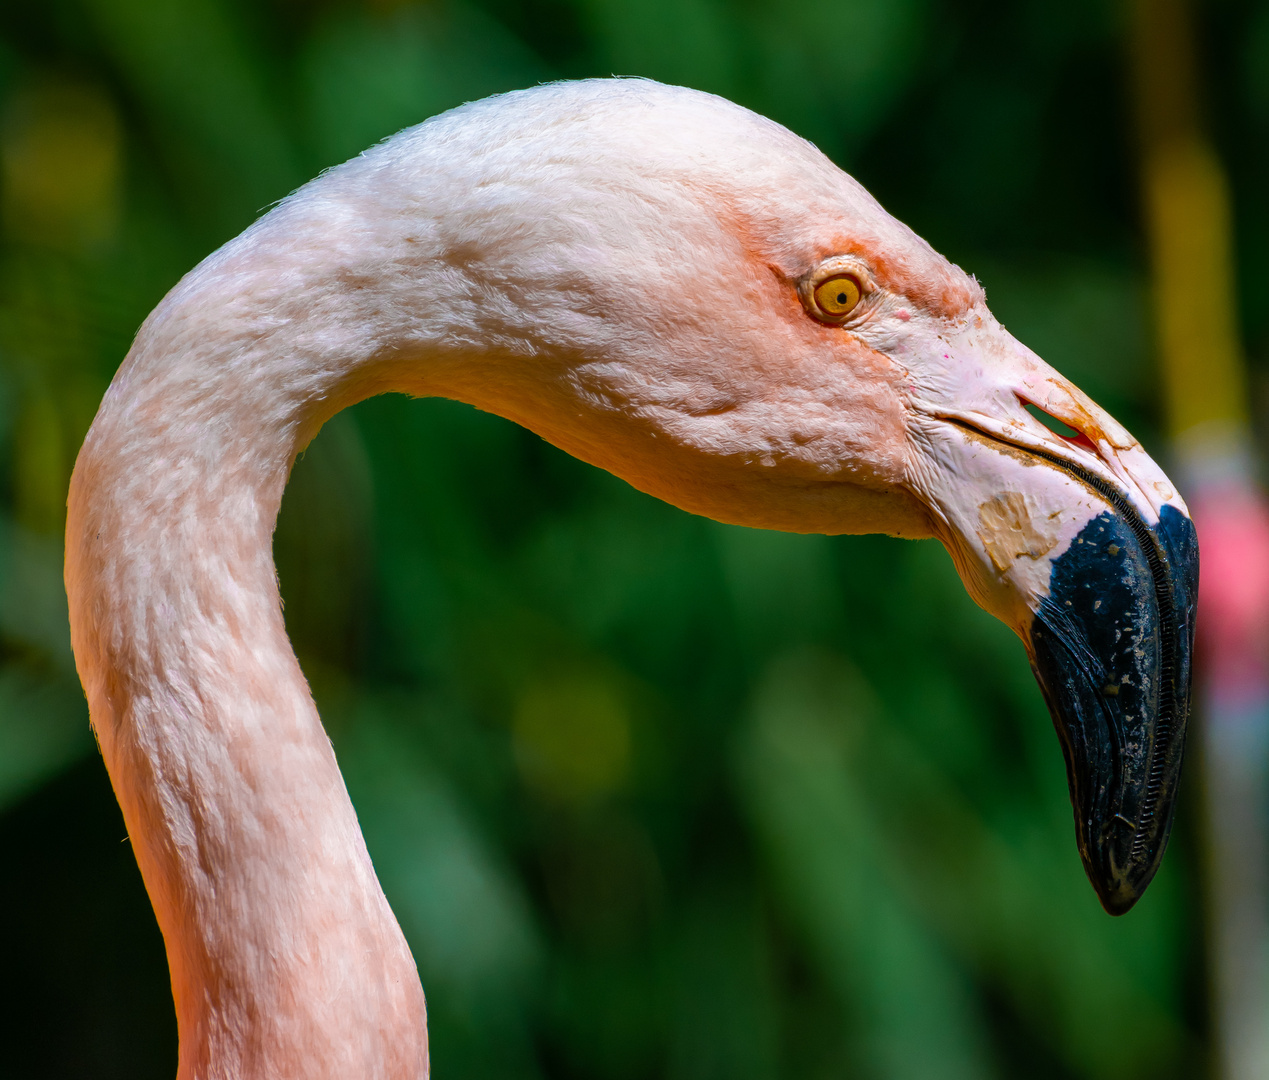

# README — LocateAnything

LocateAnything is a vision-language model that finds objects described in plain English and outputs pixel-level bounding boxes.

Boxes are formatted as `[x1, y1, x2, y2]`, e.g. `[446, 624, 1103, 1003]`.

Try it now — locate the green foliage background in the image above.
[2, 0, 1267, 1076]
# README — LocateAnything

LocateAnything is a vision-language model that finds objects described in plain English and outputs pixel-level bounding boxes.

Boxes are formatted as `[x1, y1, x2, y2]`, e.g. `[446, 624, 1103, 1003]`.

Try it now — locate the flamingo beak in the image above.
[908, 314, 1198, 914]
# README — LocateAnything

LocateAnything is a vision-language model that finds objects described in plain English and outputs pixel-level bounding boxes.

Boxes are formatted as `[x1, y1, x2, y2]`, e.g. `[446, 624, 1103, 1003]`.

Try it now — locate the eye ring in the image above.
[812, 274, 862, 319]
[799, 258, 873, 324]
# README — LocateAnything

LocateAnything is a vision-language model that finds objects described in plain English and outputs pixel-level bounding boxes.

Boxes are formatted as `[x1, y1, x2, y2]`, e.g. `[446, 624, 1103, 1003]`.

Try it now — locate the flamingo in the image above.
[64, 79, 1197, 1078]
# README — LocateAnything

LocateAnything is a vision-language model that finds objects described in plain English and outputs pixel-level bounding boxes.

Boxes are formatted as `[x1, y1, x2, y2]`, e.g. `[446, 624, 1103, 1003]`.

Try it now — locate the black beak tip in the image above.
[1084, 814, 1174, 916]
[1030, 503, 1197, 915]
[1097, 881, 1142, 917]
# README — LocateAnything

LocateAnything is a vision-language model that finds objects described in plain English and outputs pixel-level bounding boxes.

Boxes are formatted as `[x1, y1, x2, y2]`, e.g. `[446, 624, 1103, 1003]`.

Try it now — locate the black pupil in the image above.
[836, 292, 848, 305]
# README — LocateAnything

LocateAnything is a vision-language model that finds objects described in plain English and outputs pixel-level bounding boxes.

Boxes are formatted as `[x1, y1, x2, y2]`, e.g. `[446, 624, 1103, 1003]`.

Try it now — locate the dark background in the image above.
[2, 0, 1267, 1076]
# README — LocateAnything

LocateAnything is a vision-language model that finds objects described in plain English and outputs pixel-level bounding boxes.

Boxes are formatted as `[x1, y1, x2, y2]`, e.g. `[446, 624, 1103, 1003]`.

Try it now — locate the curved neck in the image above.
[65, 220, 431, 1078]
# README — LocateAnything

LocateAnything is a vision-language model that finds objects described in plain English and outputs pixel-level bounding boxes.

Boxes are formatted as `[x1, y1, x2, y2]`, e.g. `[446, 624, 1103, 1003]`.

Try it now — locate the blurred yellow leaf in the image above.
[1, 80, 120, 249]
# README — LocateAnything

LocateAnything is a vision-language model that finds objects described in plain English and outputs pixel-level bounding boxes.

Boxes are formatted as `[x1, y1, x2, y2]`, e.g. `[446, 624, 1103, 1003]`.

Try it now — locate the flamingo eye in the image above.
[812, 274, 861, 318]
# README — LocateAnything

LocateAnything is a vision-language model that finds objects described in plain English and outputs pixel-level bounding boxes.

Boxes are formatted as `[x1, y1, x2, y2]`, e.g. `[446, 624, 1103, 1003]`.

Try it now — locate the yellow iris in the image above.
[813, 275, 861, 318]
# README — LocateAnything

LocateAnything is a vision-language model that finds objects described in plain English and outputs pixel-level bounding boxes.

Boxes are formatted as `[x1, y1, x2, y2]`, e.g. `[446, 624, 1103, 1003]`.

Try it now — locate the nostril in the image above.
[1021, 400, 1082, 440]
[1018, 396, 1103, 457]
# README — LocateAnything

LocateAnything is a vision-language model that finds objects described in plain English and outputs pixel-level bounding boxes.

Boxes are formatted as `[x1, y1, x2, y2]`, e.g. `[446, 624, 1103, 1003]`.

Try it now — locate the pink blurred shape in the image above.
[1193, 477, 1269, 711]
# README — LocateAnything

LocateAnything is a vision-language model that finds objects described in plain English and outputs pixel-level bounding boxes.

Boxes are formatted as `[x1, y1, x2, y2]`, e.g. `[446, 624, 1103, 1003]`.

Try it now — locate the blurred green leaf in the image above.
[0, 515, 73, 669]
[84, 0, 300, 235]
[575, 0, 739, 97]
[301, 1, 549, 168]
[337, 695, 544, 1077]
[736, 649, 995, 1080]
[743, 0, 927, 160]
[0, 667, 90, 813]
[737, 647, 1196, 1080]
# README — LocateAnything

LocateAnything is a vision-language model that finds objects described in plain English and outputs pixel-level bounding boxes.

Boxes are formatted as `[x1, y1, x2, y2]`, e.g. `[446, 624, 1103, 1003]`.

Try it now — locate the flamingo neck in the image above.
[64, 221, 431, 1079]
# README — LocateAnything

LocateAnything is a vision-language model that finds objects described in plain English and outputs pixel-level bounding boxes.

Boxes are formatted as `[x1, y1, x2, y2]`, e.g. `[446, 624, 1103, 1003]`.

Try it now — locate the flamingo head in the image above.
[297, 80, 1199, 913]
